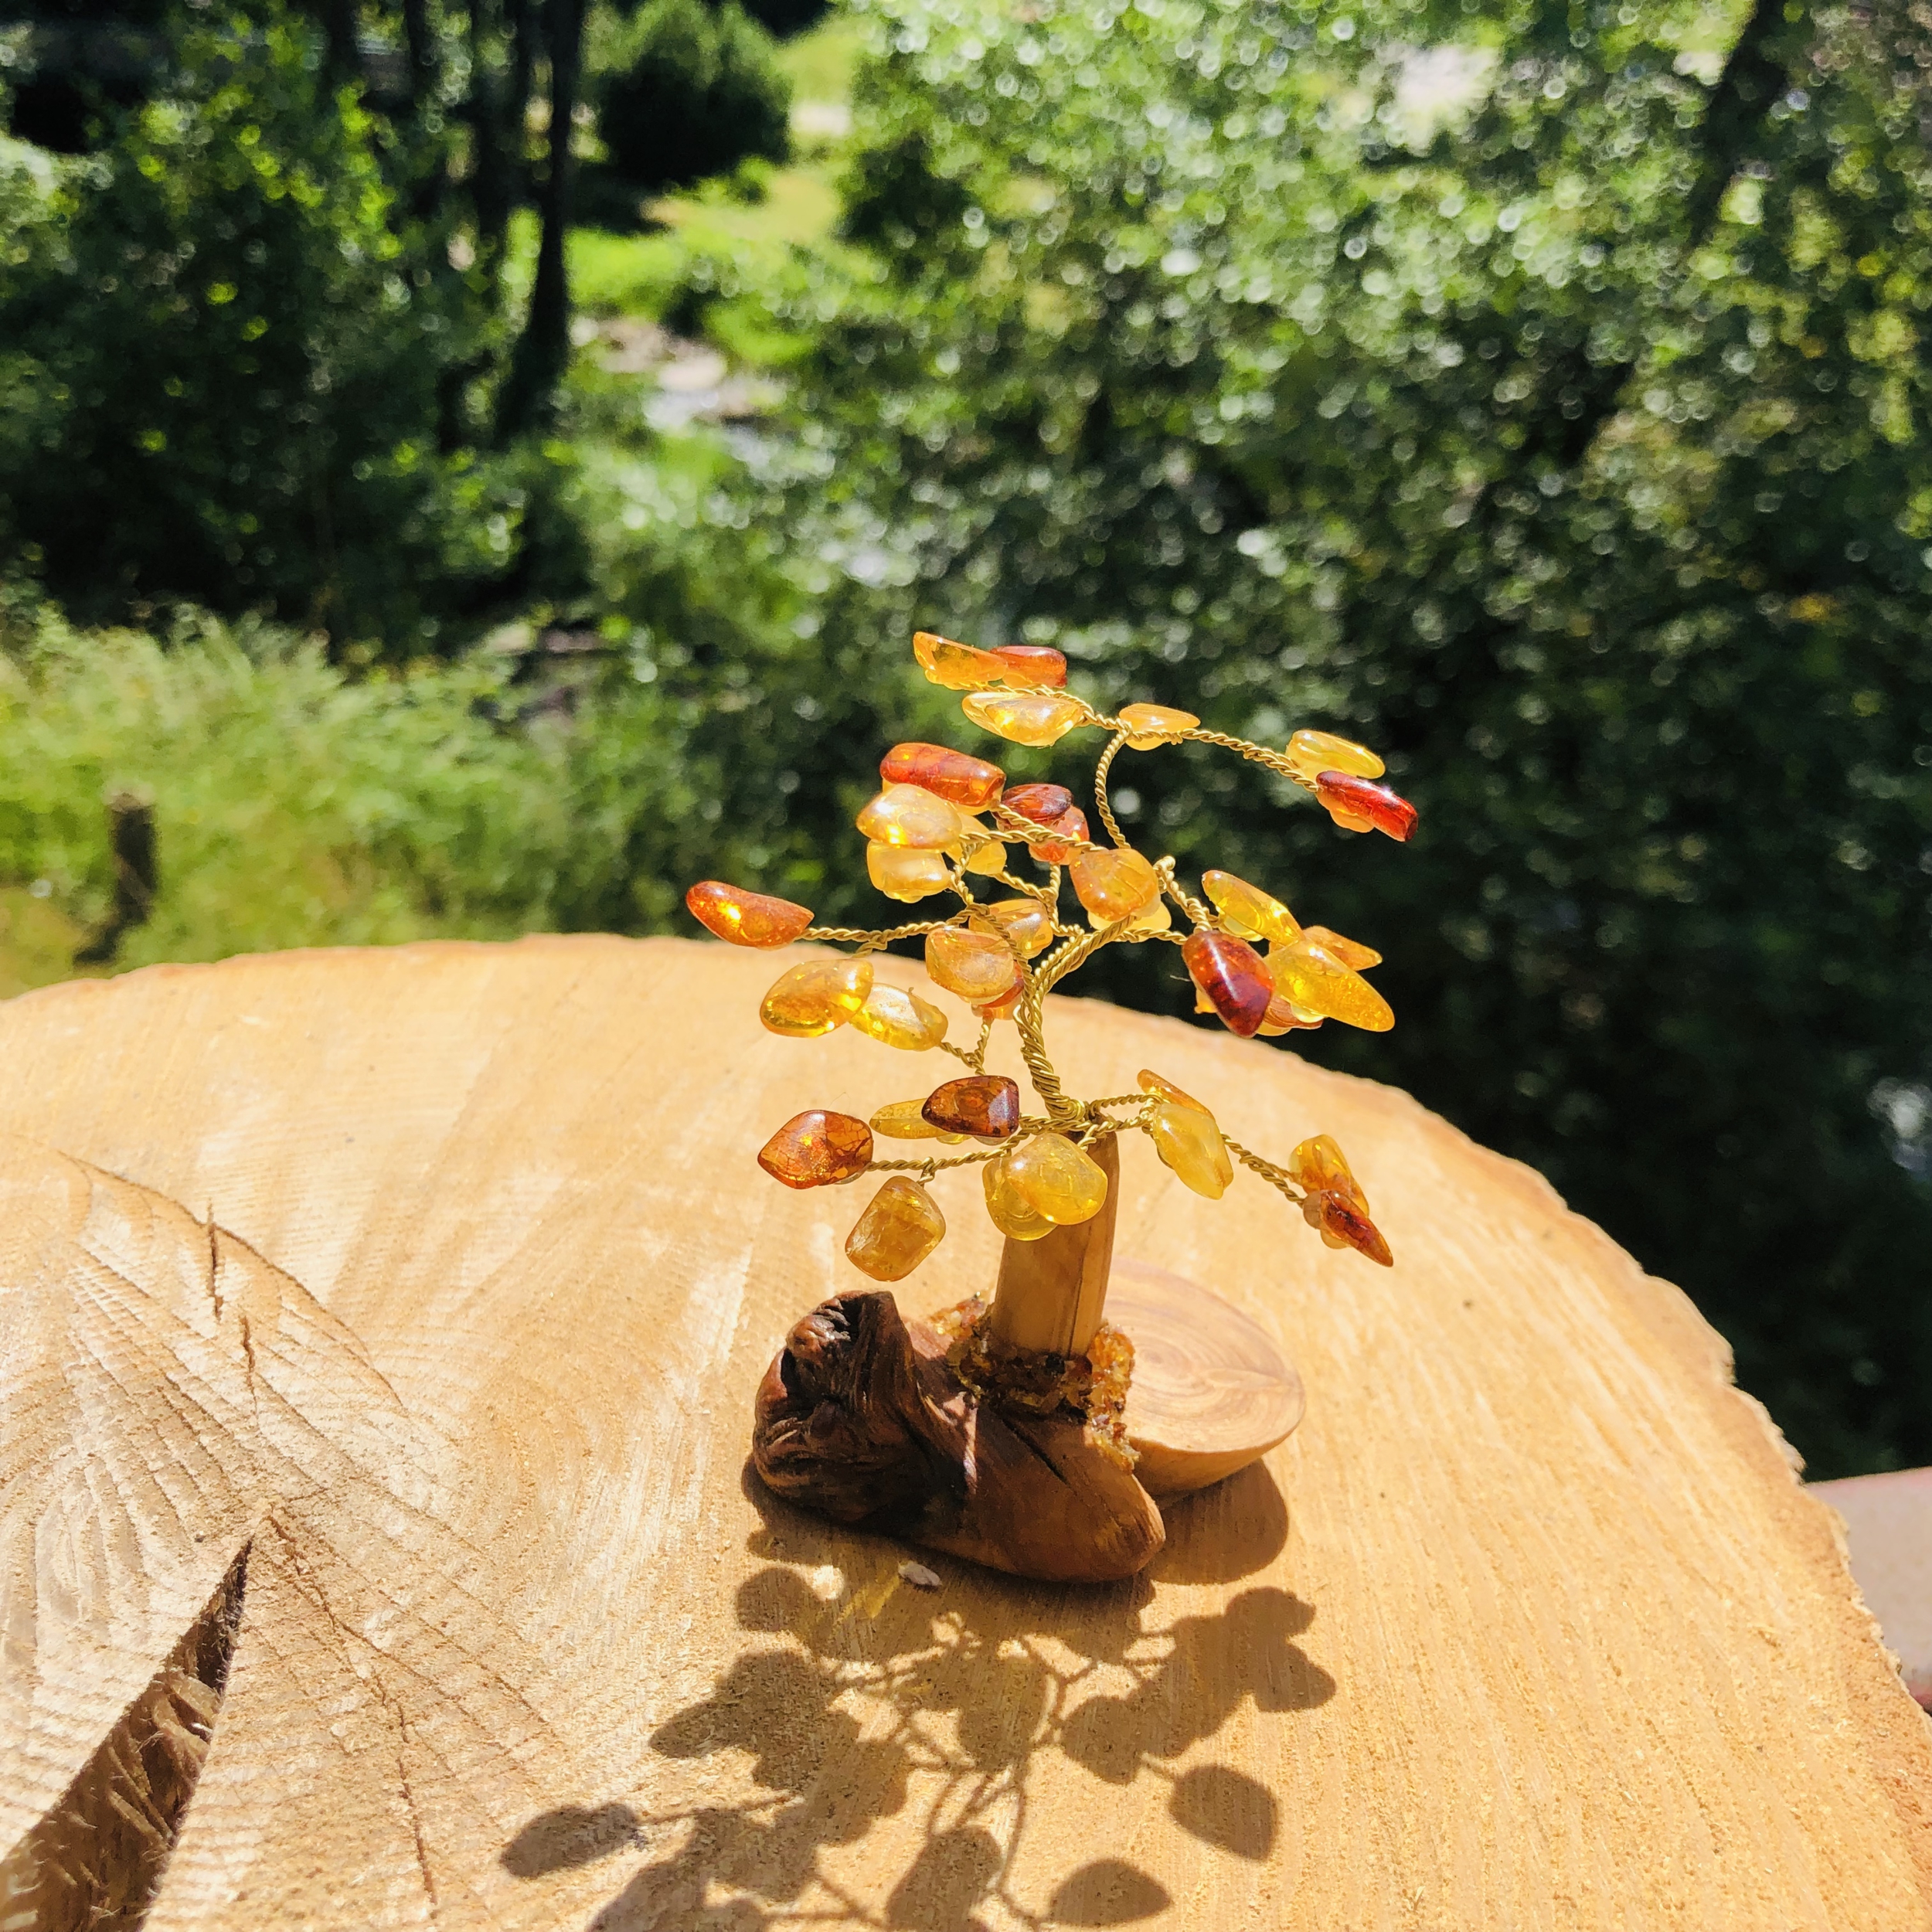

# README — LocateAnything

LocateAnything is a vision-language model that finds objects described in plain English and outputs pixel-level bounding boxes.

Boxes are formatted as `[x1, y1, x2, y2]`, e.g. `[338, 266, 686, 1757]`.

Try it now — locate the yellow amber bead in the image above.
[1070, 847, 1160, 923]
[1005, 1131, 1109, 1226]
[760, 957, 873, 1037]
[926, 925, 1022, 1003]
[852, 982, 949, 1051]
[984, 1150, 1054, 1240]
[870, 1098, 964, 1144]
[1148, 1099, 1233, 1199]
[958, 819, 1010, 876]
[1299, 923, 1382, 970]
[857, 783, 964, 851]
[1285, 728, 1385, 785]
[845, 1176, 947, 1282]
[867, 842, 951, 903]
[1117, 702, 1199, 749]
[971, 897, 1053, 958]
[1094, 894, 1170, 936]
[1257, 991, 1325, 1037]
[913, 630, 1007, 691]
[961, 690, 1088, 747]
[1267, 939, 1393, 1032]
[1138, 1067, 1211, 1114]
[1202, 869, 1301, 945]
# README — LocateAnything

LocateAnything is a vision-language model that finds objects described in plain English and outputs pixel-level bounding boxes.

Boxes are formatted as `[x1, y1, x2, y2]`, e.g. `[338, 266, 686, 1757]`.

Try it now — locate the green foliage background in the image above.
[2, 0, 1928, 1474]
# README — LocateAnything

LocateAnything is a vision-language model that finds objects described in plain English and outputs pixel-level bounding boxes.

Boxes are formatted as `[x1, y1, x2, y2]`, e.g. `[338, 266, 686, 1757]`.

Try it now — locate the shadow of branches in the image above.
[505, 1461, 1332, 1930]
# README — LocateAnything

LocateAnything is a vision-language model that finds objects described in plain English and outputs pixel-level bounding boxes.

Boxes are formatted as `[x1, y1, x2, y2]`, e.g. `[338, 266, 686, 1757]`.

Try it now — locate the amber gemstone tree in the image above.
[690, 631, 1419, 1576]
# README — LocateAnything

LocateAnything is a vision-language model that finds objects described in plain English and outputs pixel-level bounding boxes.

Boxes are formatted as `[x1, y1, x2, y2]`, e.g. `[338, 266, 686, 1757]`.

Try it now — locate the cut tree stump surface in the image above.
[1, 934, 1927, 1931]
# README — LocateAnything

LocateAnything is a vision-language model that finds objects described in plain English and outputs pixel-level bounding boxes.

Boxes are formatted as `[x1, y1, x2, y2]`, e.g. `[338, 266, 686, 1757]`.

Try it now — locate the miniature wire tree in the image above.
[689, 630, 1419, 1577]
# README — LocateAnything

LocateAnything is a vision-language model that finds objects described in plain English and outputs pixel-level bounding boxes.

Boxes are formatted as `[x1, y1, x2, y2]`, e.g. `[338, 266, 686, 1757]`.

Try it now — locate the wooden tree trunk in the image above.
[1, 935, 1927, 1930]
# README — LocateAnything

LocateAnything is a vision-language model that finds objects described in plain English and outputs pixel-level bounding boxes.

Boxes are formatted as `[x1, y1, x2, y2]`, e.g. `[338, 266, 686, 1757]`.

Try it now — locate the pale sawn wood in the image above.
[1109, 1260, 1305, 1500]
[1, 934, 1928, 1931]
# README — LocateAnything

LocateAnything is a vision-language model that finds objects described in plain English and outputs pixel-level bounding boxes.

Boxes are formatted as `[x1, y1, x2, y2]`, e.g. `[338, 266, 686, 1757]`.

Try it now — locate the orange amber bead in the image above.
[962, 690, 1087, 747]
[1285, 729, 1384, 785]
[925, 926, 1022, 1003]
[1299, 924, 1381, 970]
[857, 783, 964, 850]
[685, 880, 814, 948]
[1117, 702, 1199, 749]
[991, 643, 1068, 689]
[1202, 869, 1300, 946]
[1267, 937, 1393, 1032]
[845, 1176, 947, 1281]
[999, 781, 1073, 824]
[1287, 1134, 1392, 1265]
[1315, 771, 1417, 842]
[972, 980, 1025, 1022]
[758, 1111, 874, 1189]
[879, 742, 1005, 812]
[922, 1074, 1021, 1139]
[760, 957, 873, 1037]
[914, 631, 1006, 691]
[1183, 930, 1274, 1038]
[1070, 848, 1160, 923]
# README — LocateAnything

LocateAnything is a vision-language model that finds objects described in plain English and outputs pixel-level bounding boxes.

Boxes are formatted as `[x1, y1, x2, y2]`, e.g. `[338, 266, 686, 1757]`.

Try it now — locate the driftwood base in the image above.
[750, 1267, 1305, 1582]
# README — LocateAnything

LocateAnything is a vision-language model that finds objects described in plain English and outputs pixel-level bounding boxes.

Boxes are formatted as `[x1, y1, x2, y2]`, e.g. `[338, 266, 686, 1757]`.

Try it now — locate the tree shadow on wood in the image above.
[510, 1458, 1332, 1929]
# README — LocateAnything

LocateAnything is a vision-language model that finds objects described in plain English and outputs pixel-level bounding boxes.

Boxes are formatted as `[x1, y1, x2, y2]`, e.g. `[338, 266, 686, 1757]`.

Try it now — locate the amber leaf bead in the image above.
[1000, 781, 1073, 825]
[758, 1111, 874, 1189]
[1070, 847, 1161, 923]
[1315, 771, 1418, 842]
[971, 897, 1053, 959]
[922, 1074, 1020, 1140]
[1267, 937, 1393, 1032]
[870, 1098, 964, 1143]
[1257, 991, 1325, 1036]
[925, 926, 1022, 1004]
[1138, 1067, 1212, 1114]
[990, 643, 1069, 689]
[760, 957, 873, 1038]
[962, 690, 1087, 747]
[972, 981, 1025, 1022]
[879, 742, 1005, 812]
[1148, 1100, 1233, 1199]
[914, 630, 1006, 691]
[1285, 729, 1385, 785]
[957, 818, 1009, 875]
[1005, 1131, 1109, 1225]
[857, 782, 964, 851]
[984, 1151, 1053, 1240]
[845, 1177, 947, 1282]
[1288, 1134, 1392, 1266]
[868, 842, 951, 903]
[1117, 702, 1199, 749]
[1202, 869, 1301, 946]
[852, 982, 949, 1051]
[685, 880, 814, 948]
[1183, 930, 1274, 1038]
[1299, 923, 1382, 970]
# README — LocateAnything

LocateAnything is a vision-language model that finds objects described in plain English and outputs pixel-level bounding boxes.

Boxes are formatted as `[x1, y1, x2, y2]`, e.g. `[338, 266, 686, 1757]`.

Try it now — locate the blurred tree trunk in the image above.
[497, 0, 580, 436]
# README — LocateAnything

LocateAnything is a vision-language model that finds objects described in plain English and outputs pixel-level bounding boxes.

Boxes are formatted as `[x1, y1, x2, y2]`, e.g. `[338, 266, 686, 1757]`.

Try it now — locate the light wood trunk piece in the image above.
[988, 1133, 1119, 1356]
[1, 935, 1927, 1931]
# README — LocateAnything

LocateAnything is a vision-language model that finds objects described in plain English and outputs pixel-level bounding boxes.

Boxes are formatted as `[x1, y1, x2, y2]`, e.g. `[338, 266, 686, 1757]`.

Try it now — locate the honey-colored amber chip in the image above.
[1285, 728, 1384, 785]
[1070, 848, 1160, 923]
[923, 1074, 1021, 1139]
[1117, 702, 1199, 750]
[983, 1150, 1053, 1240]
[852, 983, 949, 1051]
[879, 741, 1005, 811]
[757, 1111, 874, 1189]
[760, 958, 873, 1038]
[1148, 1100, 1233, 1199]
[913, 631, 1007, 691]
[845, 1177, 946, 1281]
[857, 783, 964, 850]
[1202, 869, 1300, 946]
[868, 842, 951, 903]
[685, 880, 814, 948]
[1004, 1131, 1109, 1225]
[926, 926, 1022, 1004]
[962, 690, 1088, 747]
[1268, 938, 1393, 1032]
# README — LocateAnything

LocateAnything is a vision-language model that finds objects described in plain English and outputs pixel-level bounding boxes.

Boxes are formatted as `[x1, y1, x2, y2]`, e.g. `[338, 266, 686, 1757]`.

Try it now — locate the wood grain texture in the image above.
[0, 933, 1927, 1931]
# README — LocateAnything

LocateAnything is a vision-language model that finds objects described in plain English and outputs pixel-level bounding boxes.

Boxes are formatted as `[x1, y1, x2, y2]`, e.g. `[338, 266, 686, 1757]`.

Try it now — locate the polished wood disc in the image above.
[1107, 1257, 1305, 1498]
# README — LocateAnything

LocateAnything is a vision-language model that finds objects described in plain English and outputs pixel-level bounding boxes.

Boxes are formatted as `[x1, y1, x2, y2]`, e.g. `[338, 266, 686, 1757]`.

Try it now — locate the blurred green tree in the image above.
[778, 0, 1932, 1474]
